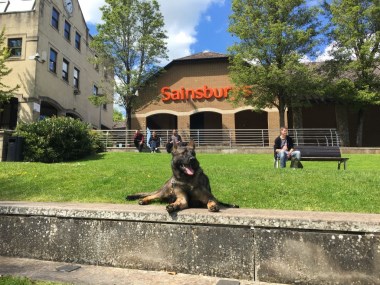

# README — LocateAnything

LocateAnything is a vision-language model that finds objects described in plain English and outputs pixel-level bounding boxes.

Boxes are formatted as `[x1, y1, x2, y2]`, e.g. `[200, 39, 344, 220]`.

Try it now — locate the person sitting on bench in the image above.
[133, 129, 144, 152]
[274, 127, 301, 168]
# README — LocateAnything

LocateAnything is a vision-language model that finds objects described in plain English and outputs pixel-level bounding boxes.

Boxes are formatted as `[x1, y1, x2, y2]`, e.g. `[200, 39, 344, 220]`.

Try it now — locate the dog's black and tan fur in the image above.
[126, 140, 238, 213]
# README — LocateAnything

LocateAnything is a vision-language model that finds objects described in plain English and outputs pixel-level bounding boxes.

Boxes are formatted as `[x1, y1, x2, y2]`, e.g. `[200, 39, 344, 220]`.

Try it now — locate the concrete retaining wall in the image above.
[0, 202, 379, 284]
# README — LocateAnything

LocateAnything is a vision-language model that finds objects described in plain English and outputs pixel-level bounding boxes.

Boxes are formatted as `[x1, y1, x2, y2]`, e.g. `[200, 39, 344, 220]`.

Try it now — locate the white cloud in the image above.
[77, 0, 225, 62]
[77, 0, 104, 24]
[315, 43, 335, 62]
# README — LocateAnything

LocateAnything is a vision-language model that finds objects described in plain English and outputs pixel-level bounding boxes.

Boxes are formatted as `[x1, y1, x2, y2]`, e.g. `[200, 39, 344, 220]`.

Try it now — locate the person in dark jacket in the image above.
[133, 129, 144, 152]
[274, 127, 301, 168]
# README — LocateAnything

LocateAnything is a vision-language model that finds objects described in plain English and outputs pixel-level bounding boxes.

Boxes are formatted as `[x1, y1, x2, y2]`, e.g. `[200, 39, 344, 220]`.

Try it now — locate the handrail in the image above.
[95, 128, 341, 149]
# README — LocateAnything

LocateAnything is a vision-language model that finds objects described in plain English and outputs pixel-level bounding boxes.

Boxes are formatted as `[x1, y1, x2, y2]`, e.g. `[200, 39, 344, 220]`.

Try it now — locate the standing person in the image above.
[149, 131, 161, 153]
[133, 129, 144, 152]
[274, 127, 301, 168]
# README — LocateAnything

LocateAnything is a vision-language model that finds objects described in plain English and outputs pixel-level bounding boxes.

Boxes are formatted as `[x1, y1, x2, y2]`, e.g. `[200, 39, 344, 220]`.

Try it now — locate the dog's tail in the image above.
[125, 193, 150, 201]
[218, 201, 239, 208]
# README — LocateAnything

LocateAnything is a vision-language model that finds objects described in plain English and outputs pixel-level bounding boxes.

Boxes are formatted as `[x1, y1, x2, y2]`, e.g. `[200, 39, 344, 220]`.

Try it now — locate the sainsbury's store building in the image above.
[132, 52, 380, 147]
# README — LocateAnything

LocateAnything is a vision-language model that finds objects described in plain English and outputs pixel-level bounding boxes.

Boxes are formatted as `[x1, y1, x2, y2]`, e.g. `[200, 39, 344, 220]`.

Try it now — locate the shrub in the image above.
[15, 117, 105, 163]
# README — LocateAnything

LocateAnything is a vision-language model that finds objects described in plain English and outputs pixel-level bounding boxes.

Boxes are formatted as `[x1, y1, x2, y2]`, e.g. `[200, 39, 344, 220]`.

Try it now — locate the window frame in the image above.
[64, 20, 71, 41]
[7, 38, 22, 57]
[75, 32, 81, 51]
[73, 67, 80, 89]
[62, 58, 69, 82]
[51, 7, 60, 30]
[49, 48, 58, 74]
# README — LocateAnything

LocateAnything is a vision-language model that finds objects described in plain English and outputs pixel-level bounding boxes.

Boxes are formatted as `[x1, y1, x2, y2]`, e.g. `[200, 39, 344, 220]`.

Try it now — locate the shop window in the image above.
[51, 7, 59, 30]
[49, 48, 58, 73]
[8, 38, 22, 57]
[64, 21, 71, 41]
[75, 32, 81, 51]
[62, 58, 69, 82]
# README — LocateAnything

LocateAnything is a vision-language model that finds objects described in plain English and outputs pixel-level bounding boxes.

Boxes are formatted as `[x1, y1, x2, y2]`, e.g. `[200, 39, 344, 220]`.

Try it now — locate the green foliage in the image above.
[90, 0, 168, 129]
[228, 0, 323, 127]
[113, 109, 124, 122]
[324, 0, 380, 105]
[15, 117, 104, 163]
[0, 27, 20, 106]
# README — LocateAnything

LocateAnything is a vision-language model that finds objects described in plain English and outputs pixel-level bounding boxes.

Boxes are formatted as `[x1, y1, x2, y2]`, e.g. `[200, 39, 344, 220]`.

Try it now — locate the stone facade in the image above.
[0, 0, 113, 129]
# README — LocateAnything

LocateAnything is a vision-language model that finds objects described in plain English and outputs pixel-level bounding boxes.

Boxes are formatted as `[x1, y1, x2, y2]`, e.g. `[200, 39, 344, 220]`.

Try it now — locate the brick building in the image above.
[133, 52, 380, 147]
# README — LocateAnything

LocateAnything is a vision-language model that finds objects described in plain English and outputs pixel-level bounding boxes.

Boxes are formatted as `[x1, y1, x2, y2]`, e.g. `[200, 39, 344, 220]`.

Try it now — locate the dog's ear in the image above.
[188, 139, 195, 150]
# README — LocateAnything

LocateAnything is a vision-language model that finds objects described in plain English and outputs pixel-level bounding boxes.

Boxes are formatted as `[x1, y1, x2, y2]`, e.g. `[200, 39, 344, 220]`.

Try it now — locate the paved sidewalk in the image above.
[0, 256, 283, 285]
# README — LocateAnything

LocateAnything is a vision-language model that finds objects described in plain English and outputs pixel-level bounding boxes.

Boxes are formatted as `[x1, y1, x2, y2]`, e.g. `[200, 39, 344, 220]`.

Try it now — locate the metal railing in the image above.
[95, 128, 341, 149]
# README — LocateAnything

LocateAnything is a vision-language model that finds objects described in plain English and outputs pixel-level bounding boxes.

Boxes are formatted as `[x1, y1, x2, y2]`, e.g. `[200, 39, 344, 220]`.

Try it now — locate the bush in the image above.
[15, 117, 105, 163]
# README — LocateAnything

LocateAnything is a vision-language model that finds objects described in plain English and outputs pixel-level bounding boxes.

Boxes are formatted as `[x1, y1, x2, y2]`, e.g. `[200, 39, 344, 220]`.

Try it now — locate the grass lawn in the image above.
[0, 276, 68, 285]
[0, 152, 379, 214]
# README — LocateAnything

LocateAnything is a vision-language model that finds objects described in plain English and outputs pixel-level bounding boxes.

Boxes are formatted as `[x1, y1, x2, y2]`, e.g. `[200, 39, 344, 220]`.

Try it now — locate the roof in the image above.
[163, 51, 229, 70]
[0, 0, 35, 13]
[174, 51, 228, 62]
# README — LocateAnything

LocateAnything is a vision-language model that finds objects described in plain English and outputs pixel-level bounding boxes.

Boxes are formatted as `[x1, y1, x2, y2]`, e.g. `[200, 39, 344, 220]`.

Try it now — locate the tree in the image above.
[113, 109, 124, 122]
[90, 0, 168, 130]
[228, 0, 323, 128]
[0, 28, 20, 109]
[323, 0, 380, 146]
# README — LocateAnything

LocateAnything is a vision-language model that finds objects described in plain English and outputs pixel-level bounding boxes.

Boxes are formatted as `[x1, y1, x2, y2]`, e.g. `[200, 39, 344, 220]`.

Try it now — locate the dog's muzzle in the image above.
[181, 157, 196, 175]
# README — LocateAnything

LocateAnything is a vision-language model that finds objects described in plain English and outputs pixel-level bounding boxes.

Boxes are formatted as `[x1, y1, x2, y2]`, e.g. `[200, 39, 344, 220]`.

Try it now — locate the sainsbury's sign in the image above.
[161, 85, 232, 102]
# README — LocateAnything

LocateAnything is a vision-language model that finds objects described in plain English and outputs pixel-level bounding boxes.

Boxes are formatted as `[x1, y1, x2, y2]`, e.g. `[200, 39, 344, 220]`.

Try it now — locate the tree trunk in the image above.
[126, 105, 132, 130]
[355, 108, 364, 147]
[291, 106, 303, 145]
[278, 97, 286, 128]
[292, 107, 303, 129]
[335, 104, 350, 147]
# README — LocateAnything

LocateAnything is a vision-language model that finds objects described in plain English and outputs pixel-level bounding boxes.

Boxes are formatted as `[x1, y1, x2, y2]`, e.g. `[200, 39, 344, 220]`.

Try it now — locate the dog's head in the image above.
[171, 139, 199, 178]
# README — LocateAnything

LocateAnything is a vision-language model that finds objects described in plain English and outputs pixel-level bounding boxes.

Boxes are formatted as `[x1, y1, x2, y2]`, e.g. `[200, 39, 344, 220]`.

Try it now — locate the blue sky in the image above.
[78, 0, 330, 63]
[78, 0, 236, 62]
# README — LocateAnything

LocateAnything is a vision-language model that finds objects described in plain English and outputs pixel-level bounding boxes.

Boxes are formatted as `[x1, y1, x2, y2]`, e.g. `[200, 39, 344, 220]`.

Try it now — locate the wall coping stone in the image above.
[0, 201, 379, 233]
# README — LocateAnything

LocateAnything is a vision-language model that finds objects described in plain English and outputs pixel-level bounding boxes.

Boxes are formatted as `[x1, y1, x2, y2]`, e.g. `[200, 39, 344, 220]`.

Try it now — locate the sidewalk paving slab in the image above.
[0, 256, 285, 285]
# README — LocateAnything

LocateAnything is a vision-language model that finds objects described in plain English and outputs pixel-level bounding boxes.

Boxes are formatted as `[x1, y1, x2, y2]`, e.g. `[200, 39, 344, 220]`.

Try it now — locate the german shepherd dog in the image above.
[126, 140, 239, 213]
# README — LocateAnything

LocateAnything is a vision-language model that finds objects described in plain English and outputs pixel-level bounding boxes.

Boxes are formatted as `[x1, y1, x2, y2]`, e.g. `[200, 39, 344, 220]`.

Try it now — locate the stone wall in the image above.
[0, 202, 379, 284]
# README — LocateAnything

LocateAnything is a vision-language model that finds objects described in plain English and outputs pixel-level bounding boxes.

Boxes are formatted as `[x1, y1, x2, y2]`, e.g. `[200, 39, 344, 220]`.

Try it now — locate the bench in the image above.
[274, 146, 349, 170]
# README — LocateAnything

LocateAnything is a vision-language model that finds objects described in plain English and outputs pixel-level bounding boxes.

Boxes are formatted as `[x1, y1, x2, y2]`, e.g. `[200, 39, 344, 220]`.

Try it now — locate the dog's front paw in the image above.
[166, 204, 178, 213]
[207, 201, 220, 212]
[138, 199, 147, 205]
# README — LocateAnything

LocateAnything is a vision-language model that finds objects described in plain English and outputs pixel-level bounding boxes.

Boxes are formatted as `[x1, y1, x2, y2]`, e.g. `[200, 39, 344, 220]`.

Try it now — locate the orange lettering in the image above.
[172, 90, 180, 100]
[195, 88, 204, 99]
[161, 87, 172, 102]
[160, 85, 245, 102]
[203, 85, 213, 99]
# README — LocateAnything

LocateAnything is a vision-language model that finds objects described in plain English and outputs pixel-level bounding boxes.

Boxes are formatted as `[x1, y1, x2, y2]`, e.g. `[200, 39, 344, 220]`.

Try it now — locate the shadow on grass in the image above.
[77, 152, 107, 162]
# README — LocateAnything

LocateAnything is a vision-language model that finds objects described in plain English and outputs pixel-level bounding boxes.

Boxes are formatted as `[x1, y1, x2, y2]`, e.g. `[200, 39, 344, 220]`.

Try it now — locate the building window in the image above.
[62, 58, 69, 82]
[75, 32, 81, 51]
[8, 38, 22, 57]
[93, 85, 98, 96]
[73, 67, 80, 89]
[49, 48, 58, 73]
[94, 55, 99, 72]
[51, 7, 59, 30]
[103, 67, 109, 80]
[64, 21, 71, 41]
